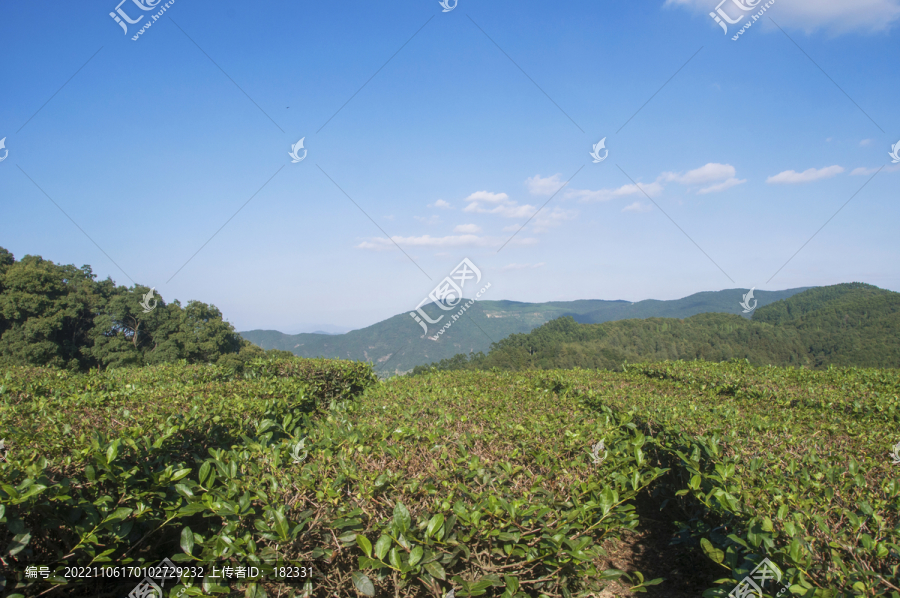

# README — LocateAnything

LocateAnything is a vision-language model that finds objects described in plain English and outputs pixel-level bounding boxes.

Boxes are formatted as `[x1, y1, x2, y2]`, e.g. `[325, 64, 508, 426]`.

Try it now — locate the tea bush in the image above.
[553, 361, 900, 596]
[2, 358, 897, 597]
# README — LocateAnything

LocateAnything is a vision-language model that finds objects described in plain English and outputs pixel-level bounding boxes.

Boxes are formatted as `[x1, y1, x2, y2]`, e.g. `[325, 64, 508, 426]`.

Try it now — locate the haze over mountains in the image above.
[239, 287, 809, 376]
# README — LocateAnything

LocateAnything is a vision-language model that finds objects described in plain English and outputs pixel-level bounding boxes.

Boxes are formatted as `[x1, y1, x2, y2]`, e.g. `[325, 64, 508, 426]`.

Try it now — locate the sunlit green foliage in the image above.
[0, 247, 280, 371]
[553, 361, 900, 596]
[2, 356, 897, 596]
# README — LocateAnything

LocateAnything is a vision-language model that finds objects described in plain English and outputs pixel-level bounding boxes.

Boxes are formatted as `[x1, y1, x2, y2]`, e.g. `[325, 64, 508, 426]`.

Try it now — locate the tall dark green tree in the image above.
[0, 247, 259, 370]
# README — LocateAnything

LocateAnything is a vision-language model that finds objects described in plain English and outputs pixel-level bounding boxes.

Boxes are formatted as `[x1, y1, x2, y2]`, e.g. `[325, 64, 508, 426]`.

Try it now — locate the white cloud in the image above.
[564, 163, 742, 203]
[464, 202, 537, 218]
[566, 181, 663, 203]
[430, 199, 451, 209]
[357, 234, 537, 250]
[414, 215, 440, 225]
[356, 234, 488, 249]
[567, 163, 742, 203]
[665, 0, 900, 33]
[852, 165, 900, 175]
[766, 165, 845, 184]
[850, 166, 879, 176]
[526, 174, 566, 196]
[532, 207, 577, 233]
[698, 177, 747, 194]
[860, 139, 874, 146]
[660, 163, 736, 185]
[622, 201, 653, 213]
[502, 262, 545, 270]
[453, 223, 482, 234]
[463, 190, 538, 219]
[465, 191, 510, 204]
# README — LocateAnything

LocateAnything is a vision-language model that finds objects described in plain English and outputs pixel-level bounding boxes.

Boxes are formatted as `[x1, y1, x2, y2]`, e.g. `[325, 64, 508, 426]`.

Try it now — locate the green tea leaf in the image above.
[374, 535, 391, 561]
[389, 547, 402, 570]
[351, 571, 375, 597]
[106, 440, 119, 463]
[171, 468, 192, 482]
[273, 510, 289, 541]
[180, 526, 194, 556]
[700, 538, 724, 564]
[356, 535, 372, 558]
[393, 502, 411, 533]
[424, 561, 446, 581]
[426, 513, 444, 539]
[198, 462, 211, 485]
[409, 545, 423, 567]
[6, 533, 31, 557]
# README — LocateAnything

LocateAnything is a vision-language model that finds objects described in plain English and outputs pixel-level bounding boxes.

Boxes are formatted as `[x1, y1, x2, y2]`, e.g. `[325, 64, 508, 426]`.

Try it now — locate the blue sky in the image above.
[1, 0, 898, 332]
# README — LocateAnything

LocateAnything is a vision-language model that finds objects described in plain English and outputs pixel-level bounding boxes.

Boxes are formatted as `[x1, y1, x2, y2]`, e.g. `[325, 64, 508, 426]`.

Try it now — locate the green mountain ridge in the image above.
[239, 287, 810, 376]
[411, 283, 900, 374]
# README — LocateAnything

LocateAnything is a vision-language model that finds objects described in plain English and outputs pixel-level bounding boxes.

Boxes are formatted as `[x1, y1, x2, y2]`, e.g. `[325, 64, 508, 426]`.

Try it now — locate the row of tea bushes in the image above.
[0, 358, 377, 597]
[305, 370, 668, 596]
[551, 361, 900, 596]
[5, 356, 896, 596]
[1, 363, 669, 597]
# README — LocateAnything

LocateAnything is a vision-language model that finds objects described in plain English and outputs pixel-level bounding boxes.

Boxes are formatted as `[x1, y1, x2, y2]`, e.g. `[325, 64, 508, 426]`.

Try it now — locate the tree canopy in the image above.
[411, 283, 900, 375]
[0, 247, 289, 370]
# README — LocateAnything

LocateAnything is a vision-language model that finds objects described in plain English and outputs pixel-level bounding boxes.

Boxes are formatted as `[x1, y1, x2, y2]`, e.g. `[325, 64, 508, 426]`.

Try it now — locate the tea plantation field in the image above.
[0, 358, 897, 597]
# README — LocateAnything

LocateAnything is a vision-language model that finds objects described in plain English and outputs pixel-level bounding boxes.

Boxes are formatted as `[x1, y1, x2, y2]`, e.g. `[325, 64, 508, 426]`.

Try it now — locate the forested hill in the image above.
[0, 247, 289, 370]
[240, 287, 809, 376]
[411, 283, 900, 374]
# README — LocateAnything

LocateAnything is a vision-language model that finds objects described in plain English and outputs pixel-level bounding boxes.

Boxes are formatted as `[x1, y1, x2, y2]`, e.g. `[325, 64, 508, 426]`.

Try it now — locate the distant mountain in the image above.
[281, 323, 354, 335]
[239, 287, 809, 376]
[411, 283, 899, 374]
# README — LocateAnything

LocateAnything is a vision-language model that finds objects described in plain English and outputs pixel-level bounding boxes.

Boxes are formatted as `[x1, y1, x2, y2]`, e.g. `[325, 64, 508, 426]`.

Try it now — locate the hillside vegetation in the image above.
[0, 245, 815, 378]
[3, 248, 898, 596]
[0, 247, 290, 371]
[2, 358, 897, 596]
[240, 288, 808, 377]
[412, 284, 900, 375]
